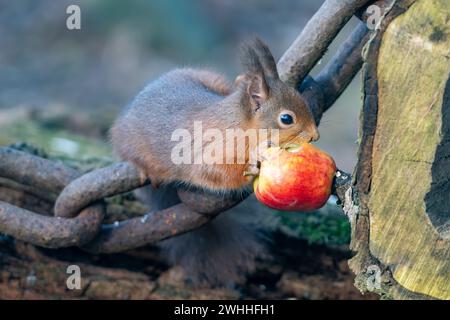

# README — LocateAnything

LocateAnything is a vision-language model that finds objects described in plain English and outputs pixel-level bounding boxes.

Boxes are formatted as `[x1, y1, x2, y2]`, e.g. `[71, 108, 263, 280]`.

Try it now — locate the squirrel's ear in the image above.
[240, 37, 279, 81]
[247, 73, 268, 111]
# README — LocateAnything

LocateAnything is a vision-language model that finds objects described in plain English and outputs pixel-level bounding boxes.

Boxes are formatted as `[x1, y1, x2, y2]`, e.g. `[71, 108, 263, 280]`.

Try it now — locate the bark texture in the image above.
[349, 0, 450, 299]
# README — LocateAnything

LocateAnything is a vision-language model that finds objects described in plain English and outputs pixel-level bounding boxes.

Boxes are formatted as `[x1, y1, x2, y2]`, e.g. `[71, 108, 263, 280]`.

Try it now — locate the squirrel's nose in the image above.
[306, 126, 320, 142]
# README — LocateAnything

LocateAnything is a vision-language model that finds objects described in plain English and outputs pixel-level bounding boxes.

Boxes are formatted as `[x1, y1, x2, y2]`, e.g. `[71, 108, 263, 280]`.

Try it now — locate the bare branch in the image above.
[315, 20, 370, 110]
[301, 20, 371, 124]
[278, 0, 373, 87]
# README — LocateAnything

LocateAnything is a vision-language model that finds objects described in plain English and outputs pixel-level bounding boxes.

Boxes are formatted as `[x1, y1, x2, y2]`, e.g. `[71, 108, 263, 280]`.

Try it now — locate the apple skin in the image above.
[254, 143, 336, 212]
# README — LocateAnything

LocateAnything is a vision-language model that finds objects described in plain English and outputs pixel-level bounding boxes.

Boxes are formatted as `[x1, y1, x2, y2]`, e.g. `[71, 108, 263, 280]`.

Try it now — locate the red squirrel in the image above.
[111, 38, 319, 286]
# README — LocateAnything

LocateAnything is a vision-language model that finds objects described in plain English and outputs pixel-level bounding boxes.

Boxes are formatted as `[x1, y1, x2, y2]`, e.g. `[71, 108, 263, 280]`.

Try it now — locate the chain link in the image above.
[0, 147, 246, 252]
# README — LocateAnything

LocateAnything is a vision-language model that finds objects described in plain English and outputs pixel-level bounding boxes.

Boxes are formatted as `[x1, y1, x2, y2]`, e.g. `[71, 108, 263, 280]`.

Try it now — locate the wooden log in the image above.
[349, 0, 450, 299]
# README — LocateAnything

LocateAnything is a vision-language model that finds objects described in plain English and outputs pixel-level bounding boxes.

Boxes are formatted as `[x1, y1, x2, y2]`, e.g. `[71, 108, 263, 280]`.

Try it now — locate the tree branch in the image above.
[315, 20, 370, 111]
[300, 20, 371, 124]
[277, 0, 373, 88]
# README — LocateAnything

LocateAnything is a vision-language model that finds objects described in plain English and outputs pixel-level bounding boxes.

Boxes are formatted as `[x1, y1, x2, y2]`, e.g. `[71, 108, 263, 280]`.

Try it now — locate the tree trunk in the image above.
[349, 0, 450, 299]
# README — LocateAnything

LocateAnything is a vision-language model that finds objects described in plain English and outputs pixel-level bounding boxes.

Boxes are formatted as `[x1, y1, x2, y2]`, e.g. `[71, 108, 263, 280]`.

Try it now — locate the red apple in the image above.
[253, 143, 336, 211]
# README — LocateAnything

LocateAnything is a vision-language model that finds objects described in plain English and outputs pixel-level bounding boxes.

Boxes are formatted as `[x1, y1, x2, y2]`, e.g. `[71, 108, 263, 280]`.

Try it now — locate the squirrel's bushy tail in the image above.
[136, 185, 273, 287]
[160, 205, 270, 286]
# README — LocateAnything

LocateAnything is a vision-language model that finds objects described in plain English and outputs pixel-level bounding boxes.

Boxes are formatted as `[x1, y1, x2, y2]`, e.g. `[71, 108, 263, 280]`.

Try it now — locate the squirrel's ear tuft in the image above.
[240, 37, 279, 81]
[247, 74, 269, 111]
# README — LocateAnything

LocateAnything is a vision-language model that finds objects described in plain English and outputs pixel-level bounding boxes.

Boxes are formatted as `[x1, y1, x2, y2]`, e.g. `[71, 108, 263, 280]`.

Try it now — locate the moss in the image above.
[278, 204, 351, 246]
[0, 119, 112, 160]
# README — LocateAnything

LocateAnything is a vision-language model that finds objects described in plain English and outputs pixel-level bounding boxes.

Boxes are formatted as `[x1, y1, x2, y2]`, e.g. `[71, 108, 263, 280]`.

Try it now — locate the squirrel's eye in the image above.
[280, 114, 293, 124]
[278, 111, 296, 128]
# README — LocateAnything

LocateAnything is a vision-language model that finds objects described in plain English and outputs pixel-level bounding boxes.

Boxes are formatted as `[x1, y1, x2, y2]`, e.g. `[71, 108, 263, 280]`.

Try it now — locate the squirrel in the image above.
[111, 38, 319, 287]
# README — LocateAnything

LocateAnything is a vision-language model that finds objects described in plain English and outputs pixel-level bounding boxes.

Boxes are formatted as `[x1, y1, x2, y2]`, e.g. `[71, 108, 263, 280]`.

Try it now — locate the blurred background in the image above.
[0, 0, 374, 299]
[0, 0, 361, 170]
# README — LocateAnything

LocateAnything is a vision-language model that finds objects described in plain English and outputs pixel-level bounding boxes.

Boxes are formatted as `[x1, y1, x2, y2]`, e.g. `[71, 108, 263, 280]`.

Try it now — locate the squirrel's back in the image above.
[111, 68, 243, 189]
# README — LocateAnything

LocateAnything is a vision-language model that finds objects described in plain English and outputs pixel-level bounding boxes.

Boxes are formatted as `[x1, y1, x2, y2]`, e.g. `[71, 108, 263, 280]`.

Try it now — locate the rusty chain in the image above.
[0, 146, 248, 253]
[0, 146, 351, 253]
[0, 127, 355, 251]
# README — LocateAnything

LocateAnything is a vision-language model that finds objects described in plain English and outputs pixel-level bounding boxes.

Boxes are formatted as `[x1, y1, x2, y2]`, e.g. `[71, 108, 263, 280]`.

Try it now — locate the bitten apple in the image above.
[253, 143, 336, 211]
